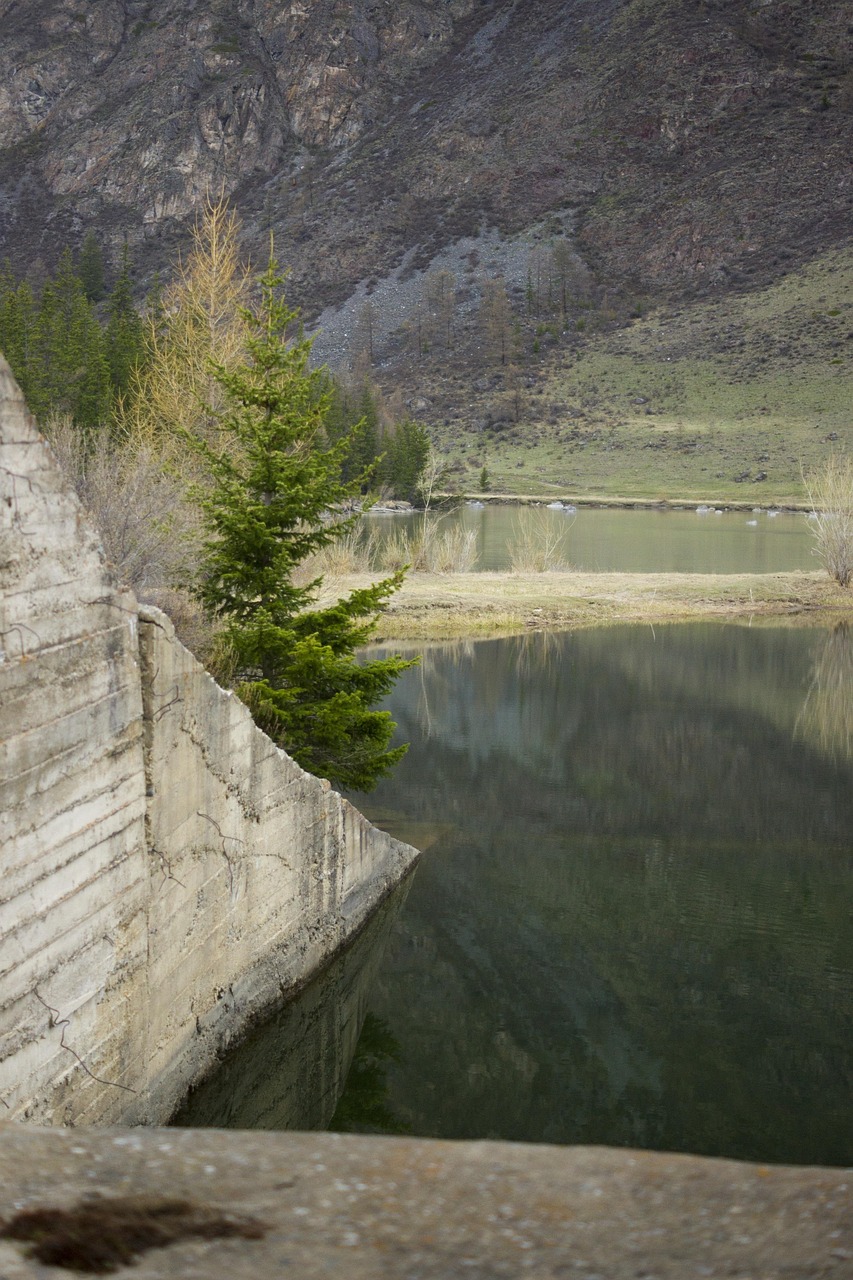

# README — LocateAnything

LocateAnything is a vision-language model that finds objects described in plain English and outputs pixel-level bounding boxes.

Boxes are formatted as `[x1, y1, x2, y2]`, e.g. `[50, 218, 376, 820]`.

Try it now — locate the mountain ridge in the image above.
[0, 0, 851, 496]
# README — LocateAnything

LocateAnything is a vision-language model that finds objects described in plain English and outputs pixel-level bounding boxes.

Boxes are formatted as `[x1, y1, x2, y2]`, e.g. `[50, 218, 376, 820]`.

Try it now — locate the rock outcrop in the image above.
[0, 0, 849, 309]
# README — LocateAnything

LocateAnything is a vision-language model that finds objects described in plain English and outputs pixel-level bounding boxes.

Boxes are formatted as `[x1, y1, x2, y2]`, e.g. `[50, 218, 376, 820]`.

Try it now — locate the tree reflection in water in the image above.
[796, 622, 853, 762]
[176, 624, 853, 1166]
[349, 624, 853, 1166]
[330, 1013, 409, 1135]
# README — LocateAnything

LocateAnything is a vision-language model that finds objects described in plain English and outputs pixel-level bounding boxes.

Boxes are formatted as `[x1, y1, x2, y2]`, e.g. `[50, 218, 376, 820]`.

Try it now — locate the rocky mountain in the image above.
[1, 0, 851, 494]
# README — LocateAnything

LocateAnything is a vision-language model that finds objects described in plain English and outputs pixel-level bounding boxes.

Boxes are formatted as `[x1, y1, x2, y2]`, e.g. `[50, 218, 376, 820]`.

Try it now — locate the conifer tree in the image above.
[30, 249, 111, 430]
[190, 255, 415, 791]
[378, 419, 431, 504]
[0, 264, 37, 401]
[105, 248, 145, 400]
[78, 230, 107, 302]
[122, 193, 249, 455]
[323, 374, 384, 490]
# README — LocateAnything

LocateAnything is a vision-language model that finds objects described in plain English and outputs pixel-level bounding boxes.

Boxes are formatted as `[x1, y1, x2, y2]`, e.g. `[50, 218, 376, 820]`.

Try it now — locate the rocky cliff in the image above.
[0, 1, 851, 485]
[1, 0, 850, 304]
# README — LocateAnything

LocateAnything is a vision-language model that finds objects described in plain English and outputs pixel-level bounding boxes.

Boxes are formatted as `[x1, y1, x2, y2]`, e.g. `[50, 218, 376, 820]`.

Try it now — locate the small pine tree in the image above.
[379, 419, 431, 504]
[189, 255, 415, 791]
[30, 249, 111, 430]
[0, 263, 37, 400]
[78, 230, 107, 302]
[105, 248, 145, 401]
[324, 374, 381, 490]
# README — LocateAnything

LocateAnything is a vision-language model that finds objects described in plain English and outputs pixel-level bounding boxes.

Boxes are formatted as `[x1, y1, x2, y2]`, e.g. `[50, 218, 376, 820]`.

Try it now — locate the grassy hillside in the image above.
[430, 248, 853, 502]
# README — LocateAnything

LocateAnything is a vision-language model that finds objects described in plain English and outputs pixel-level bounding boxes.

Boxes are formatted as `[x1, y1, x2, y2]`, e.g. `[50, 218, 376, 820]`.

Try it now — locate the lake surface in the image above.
[176, 623, 853, 1166]
[365, 504, 816, 573]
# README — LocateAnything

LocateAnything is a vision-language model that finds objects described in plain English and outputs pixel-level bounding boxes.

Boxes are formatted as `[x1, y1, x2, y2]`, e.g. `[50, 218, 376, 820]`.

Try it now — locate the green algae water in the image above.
[176, 623, 853, 1166]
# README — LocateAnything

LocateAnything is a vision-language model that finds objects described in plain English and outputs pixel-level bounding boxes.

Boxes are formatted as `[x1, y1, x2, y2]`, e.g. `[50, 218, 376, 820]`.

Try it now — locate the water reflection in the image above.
[364, 505, 815, 573]
[338, 625, 853, 1165]
[796, 622, 853, 762]
[175, 625, 852, 1165]
[172, 877, 413, 1130]
[329, 1013, 409, 1135]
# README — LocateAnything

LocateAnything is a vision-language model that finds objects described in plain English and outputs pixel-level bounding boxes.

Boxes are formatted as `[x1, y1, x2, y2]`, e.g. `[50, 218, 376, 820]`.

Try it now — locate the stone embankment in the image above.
[0, 356, 417, 1125]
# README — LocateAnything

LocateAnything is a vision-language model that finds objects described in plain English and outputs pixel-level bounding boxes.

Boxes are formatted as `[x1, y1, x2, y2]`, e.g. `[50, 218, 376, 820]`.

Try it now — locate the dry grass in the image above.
[804, 452, 853, 587]
[315, 569, 853, 641]
[366, 519, 478, 574]
[45, 415, 200, 596]
[415, 522, 478, 574]
[302, 525, 380, 578]
[303, 516, 478, 581]
[44, 415, 214, 657]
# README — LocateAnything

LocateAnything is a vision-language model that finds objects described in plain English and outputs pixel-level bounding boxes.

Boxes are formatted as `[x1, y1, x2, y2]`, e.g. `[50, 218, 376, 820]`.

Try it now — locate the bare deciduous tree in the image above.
[424, 269, 456, 348]
[352, 299, 377, 366]
[480, 276, 512, 366]
[805, 452, 853, 587]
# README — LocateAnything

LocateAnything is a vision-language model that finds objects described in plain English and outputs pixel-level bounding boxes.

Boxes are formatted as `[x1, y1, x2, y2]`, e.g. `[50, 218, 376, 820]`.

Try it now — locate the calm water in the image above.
[177, 624, 853, 1166]
[365, 504, 816, 573]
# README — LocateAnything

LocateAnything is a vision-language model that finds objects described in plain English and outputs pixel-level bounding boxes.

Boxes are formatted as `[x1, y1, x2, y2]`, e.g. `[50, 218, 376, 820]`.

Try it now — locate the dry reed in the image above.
[508, 508, 572, 572]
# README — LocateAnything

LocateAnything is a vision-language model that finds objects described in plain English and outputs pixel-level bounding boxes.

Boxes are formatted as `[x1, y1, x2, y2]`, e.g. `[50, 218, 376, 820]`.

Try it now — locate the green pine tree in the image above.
[379, 419, 430, 504]
[0, 263, 37, 401]
[105, 248, 145, 401]
[352, 380, 381, 483]
[189, 255, 415, 791]
[31, 249, 111, 429]
[78, 230, 107, 302]
[323, 375, 381, 489]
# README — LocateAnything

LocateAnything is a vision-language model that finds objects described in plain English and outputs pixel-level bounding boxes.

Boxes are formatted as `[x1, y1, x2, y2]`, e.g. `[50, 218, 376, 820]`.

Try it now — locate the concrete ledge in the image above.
[0, 1125, 849, 1277]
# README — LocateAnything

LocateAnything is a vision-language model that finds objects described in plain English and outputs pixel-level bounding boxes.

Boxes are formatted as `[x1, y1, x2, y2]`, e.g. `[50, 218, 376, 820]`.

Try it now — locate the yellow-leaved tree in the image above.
[121, 192, 250, 465]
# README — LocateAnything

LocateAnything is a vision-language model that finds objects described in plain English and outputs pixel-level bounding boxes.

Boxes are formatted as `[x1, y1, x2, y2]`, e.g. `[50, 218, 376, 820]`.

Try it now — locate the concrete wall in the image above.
[0, 355, 418, 1126]
[137, 606, 416, 1123]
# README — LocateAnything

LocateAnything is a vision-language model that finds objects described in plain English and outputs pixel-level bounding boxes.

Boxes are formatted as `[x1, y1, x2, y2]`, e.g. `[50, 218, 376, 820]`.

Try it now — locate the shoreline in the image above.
[454, 493, 813, 513]
[322, 570, 853, 642]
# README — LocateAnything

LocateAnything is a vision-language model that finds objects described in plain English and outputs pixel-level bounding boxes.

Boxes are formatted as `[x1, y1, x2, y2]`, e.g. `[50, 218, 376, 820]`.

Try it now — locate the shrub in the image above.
[45, 414, 199, 596]
[508, 508, 572, 572]
[376, 518, 477, 574]
[805, 452, 853, 587]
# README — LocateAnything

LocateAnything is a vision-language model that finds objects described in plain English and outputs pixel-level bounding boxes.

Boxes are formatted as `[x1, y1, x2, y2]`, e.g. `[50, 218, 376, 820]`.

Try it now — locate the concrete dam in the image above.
[0, 354, 418, 1125]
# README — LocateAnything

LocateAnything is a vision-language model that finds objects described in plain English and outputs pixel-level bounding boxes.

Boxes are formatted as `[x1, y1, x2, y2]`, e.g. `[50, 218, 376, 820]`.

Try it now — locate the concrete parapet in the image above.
[0, 357, 149, 1125]
[0, 1124, 849, 1278]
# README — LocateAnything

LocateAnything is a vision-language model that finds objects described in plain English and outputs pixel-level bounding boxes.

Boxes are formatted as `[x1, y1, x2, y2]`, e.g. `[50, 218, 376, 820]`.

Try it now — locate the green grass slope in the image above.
[442, 248, 853, 502]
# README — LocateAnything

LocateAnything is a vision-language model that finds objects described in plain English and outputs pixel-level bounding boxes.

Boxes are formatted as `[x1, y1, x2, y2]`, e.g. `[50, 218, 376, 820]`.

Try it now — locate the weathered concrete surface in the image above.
[0, 1125, 849, 1279]
[173, 880, 410, 1132]
[0, 357, 150, 1124]
[0, 354, 418, 1126]
[138, 605, 416, 1125]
